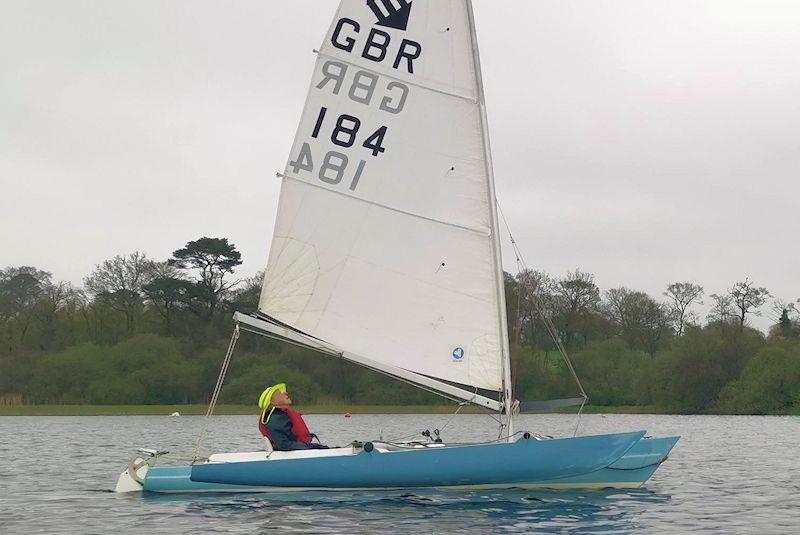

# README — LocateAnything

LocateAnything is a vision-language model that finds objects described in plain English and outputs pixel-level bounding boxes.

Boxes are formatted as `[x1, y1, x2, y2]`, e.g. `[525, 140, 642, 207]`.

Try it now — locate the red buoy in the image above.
[344, 412, 352, 418]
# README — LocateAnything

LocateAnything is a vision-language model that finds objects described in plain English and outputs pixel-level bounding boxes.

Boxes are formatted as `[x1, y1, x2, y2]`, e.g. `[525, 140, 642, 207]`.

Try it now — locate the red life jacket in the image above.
[258, 407, 312, 446]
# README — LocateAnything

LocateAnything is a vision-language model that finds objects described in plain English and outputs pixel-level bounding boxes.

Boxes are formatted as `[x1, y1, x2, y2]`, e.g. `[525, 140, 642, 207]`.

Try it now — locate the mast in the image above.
[464, 0, 514, 437]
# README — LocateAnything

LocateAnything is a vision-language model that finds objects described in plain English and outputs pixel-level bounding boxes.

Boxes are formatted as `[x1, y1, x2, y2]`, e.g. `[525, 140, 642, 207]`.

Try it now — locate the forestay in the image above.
[258, 0, 510, 401]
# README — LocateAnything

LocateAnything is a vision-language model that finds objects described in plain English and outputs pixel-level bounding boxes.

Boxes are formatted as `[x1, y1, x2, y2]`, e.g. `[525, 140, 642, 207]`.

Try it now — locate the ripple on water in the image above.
[0, 414, 799, 533]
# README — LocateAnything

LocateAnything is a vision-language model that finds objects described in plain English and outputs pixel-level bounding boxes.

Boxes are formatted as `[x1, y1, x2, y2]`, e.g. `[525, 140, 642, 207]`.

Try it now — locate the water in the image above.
[0, 413, 798, 533]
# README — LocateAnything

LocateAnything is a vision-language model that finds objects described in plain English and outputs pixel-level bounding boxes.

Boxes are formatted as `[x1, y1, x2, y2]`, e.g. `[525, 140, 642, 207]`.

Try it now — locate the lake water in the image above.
[0, 413, 798, 533]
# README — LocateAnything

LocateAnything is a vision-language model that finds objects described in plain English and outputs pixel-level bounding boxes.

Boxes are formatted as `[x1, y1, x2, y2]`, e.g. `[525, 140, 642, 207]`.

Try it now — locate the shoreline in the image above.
[0, 404, 797, 416]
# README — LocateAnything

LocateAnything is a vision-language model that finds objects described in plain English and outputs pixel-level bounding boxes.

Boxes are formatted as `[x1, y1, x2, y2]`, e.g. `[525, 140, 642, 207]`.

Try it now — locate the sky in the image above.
[1, 0, 799, 330]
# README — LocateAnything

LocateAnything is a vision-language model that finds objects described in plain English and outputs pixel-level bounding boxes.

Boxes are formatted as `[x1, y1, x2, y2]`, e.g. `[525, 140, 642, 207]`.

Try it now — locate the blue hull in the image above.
[190, 431, 643, 489]
[141, 433, 679, 493]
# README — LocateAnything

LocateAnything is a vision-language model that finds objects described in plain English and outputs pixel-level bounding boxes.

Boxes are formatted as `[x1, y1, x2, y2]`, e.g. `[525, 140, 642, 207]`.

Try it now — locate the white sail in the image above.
[259, 0, 510, 397]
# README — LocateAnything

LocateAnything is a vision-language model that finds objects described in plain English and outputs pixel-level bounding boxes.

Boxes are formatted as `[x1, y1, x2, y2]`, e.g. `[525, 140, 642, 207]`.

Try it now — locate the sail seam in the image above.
[278, 173, 491, 237]
[314, 50, 478, 103]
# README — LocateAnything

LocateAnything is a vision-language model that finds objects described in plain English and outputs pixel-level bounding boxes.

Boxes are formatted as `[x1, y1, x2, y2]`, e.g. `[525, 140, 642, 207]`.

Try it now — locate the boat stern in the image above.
[114, 448, 168, 493]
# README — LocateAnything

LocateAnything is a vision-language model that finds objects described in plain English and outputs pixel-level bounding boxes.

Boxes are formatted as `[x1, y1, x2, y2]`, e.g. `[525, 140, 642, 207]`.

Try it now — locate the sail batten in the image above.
[259, 0, 509, 397]
[278, 173, 490, 236]
[313, 50, 480, 103]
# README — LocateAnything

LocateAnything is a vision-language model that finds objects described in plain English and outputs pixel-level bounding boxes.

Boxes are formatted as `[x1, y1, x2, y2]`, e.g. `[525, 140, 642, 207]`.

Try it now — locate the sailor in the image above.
[258, 383, 329, 451]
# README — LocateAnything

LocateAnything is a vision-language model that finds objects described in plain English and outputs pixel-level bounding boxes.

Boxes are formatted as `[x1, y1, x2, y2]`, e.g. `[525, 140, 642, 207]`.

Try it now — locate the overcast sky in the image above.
[2, 1, 798, 329]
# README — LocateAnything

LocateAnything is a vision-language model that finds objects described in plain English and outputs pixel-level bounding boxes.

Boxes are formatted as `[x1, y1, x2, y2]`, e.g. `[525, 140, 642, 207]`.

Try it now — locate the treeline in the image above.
[0, 237, 440, 408]
[505, 271, 799, 414]
[1, 238, 798, 413]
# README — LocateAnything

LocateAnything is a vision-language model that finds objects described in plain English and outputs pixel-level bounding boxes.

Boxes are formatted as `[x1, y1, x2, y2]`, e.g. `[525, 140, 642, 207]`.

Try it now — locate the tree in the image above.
[604, 287, 671, 355]
[716, 344, 800, 414]
[707, 293, 735, 326]
[663, 282, 704, 336]
[768, 300, 799, 340]
[553, 269, 600, 347]
[143, 276, 193, 335]
[169, 237, 243, 321]
[228, 270, 265, 313]
[504, 272, 523, 346]
[653, 324, 764, 413]
[512, 269, 556, 349]
[33, 279, 76, 350]
[728, 279, 770, 332]
[0, 266, 51, 353]
[84, 252, 156, 333]
[569, 339, 653, 406]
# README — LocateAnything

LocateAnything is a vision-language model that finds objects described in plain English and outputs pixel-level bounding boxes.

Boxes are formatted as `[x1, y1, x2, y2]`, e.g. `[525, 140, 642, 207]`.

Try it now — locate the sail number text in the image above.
[311, 107, 388, 156]
[289, 106, 388, 191]
[289, 143, 365, 191]
[289, 57, 413, 192]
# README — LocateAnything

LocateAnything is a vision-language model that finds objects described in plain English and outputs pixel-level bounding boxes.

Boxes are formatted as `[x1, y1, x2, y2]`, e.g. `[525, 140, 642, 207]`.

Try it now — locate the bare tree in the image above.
[513, 269, 555, 348]
[663, 282, 704, 336]
[84, 251, 156, 333]
[147, 261, 182, 280]
[707, 293, 735, 325]
[768, 299, 796, 322]
[516, 269, 553, 299]
[553, 269, 600, 346]
[728, 278, 770, 331]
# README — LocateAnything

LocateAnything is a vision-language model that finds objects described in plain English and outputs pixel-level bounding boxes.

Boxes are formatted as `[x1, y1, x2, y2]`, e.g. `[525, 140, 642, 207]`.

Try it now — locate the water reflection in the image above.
[141, 487, 673, 533]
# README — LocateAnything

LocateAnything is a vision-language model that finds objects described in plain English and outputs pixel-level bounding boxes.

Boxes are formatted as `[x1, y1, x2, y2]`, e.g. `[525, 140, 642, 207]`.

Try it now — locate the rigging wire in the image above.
[191, 323, 240, 462]
[437, 401, 467, 436]
[383, 401, 469, 444]
[496, 202, 588, 437]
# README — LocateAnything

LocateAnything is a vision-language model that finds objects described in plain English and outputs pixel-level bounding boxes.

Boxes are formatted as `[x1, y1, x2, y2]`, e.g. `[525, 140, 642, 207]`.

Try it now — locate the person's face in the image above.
[272, 390, 292, 407]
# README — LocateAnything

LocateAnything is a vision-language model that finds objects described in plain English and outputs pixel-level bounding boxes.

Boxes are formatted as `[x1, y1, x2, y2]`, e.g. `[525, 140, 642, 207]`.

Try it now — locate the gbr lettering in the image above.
[292, 14, 421, 192]
[317, 60, 409, 114]
[331, 18, 422, 74]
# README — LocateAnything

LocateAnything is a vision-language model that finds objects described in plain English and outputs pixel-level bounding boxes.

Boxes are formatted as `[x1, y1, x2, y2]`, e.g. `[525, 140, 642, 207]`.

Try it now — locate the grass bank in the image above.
[2, 404, 796, 416]
[0, 404, 679, 416]
[0, 404, 489, 416]
[555, 405, 674, 415]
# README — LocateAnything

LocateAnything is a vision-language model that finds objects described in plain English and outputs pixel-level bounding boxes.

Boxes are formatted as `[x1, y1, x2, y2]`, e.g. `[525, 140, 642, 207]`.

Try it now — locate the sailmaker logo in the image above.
[367, 0, 413, 31]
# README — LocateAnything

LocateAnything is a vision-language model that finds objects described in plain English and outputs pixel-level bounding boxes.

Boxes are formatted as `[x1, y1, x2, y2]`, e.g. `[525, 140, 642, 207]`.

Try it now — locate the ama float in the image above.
[115, 0, 678, 494]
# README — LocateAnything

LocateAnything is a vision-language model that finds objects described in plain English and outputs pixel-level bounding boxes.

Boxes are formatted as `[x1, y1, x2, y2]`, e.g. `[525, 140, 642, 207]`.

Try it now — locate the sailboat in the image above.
[115, 0, 678, 494]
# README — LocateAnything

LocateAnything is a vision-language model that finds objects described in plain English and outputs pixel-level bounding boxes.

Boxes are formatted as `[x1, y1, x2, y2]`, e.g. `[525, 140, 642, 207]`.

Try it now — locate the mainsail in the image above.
[256, 0, 512, 411]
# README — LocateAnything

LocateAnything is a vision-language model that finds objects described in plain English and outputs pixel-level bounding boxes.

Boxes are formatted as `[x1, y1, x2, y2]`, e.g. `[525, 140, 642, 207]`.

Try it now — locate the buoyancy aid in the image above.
[258, 407, 313, 446]
[286, 409, 313, 443]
